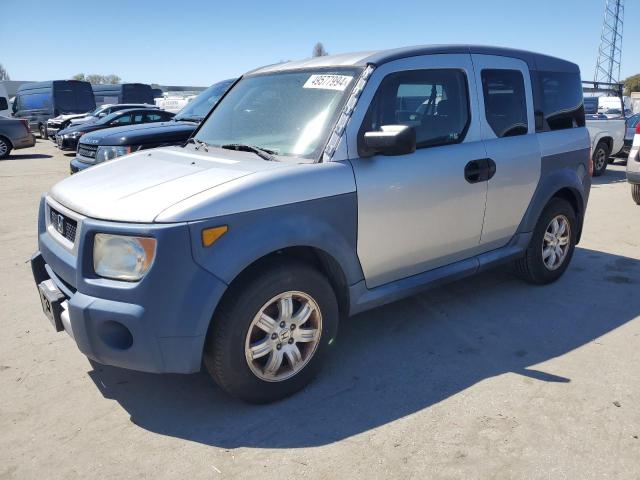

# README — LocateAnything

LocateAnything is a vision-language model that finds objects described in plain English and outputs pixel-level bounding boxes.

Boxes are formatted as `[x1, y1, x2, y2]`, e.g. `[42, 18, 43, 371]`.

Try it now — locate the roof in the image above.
[92, 83, 152, 91]
[248, 44, 579, 76]
[17, 80, 92, 92]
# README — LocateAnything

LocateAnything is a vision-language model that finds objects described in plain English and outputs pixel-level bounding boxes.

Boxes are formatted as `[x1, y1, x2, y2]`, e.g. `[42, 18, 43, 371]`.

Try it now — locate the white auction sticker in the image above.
[303, 74, 353, 91]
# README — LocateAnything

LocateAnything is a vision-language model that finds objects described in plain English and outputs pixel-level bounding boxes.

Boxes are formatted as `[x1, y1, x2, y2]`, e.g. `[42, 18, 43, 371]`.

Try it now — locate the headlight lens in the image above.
[95, 145, 131, 163]
[93, 233, 156, 281]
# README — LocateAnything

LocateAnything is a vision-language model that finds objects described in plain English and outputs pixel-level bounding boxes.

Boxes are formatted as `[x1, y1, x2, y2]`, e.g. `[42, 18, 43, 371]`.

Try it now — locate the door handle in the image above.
[464, 158, 496, 183]
[464, 159, 485, 183]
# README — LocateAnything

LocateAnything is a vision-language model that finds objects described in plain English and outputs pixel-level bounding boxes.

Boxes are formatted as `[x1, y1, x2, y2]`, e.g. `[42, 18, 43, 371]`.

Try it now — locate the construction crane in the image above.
[594, 0, 625, 84]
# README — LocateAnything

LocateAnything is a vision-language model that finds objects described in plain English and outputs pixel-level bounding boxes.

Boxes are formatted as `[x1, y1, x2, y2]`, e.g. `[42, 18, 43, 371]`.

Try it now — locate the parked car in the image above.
[627, 121, 640, 204]
[583, 84, 627, 176]
[0, 83, 10, 117]
[0, 115, 36, 158]
[47, 103, 158, 140]
[620, 113, 640, 157]
[71, 79, 234, 172]
[55, 108, 174, 151]
[12, 80, 96, 139]
[32, 45, 590, 403]
[92, 83, 154, 106]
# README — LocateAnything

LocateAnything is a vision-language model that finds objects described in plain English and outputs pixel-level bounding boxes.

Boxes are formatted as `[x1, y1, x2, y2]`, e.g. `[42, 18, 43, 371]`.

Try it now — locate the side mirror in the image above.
[363, 125, 416, 156]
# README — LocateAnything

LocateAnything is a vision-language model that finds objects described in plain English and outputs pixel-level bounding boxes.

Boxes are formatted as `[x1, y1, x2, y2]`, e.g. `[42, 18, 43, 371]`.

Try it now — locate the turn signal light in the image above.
[201, 226, 228, 247]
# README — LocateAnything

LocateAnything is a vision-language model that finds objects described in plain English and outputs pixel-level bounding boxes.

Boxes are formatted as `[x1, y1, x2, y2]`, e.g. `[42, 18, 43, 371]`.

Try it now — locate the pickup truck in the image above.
[583, 82, 626, 176]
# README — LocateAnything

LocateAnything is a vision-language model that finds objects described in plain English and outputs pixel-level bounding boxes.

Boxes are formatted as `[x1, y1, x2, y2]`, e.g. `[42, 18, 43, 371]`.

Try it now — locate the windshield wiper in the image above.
[220, 143, 278, 161]
[186, 137, 209, 152]
[176, 116, 202, 123]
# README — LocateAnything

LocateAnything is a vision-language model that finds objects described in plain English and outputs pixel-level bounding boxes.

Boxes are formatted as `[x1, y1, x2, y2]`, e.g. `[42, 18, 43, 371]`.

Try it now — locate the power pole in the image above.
[594, 0, 625, 84]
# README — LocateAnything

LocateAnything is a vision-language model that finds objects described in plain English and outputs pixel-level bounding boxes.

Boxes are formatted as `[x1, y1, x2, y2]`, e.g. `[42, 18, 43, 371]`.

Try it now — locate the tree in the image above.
[103, 74, 121, 84]
[312, 42, 328, 57]
[0, 63, 10, 81]
[623, 73, 640, 96]
[76, 74, 122, 85]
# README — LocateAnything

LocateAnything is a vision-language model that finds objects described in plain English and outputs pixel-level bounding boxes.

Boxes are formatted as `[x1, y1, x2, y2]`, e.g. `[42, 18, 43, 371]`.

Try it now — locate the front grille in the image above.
[77, 143, 98, 159]
[49, 207, 78, 243]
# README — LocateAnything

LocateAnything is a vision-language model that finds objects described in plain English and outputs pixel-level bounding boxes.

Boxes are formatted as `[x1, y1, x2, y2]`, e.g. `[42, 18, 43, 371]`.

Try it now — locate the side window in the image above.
[481, 69, 528, 138]
[145, 112, 163, 122]
[534, 71, 585, 131]
[110, 113, 132, 126]
[361, 69, 470, 150]
[133, 113, 144, 123]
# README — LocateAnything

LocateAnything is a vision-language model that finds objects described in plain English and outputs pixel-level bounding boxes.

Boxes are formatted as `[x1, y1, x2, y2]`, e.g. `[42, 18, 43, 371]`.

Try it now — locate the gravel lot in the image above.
[1, 139, 639, 479]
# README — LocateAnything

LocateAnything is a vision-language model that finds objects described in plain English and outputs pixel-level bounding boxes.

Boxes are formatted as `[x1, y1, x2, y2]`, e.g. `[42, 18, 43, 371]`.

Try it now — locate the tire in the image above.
[515, 198, 577, 285]
[0, 137, 12, 159]
[632, 184, 640, 205]
[203, 260, 339, 403]
[39, 124, 48, 140]
[592, 141, 610, 177]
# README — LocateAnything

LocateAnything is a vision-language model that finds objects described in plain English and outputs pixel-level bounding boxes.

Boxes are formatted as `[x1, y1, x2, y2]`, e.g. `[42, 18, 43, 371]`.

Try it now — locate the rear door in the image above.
[471, 54, 540, 248]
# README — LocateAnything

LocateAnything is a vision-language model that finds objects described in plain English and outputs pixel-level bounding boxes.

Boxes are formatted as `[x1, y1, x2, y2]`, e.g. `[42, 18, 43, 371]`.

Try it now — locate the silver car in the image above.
[0, 115, 36, 158]
[31, 45, 591, 402]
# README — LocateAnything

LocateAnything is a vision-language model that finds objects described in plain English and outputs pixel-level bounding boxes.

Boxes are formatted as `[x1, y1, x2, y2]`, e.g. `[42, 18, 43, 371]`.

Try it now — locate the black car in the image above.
[56, 108, 174, 151]
[71, 79, 234, 172]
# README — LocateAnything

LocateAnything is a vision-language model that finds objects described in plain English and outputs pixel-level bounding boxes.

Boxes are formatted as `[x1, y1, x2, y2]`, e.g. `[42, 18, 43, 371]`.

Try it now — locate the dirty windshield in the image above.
[195, 68, 361, 160]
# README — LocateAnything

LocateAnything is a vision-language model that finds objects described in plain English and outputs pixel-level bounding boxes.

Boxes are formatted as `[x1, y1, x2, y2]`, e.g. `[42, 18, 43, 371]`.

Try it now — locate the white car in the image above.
[626, 121, 640, 204]
[586, 115, 626, 176]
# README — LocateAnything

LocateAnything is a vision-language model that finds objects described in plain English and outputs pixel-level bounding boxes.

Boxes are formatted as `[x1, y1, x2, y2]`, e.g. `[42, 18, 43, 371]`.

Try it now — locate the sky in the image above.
[1, 0, 638, 87]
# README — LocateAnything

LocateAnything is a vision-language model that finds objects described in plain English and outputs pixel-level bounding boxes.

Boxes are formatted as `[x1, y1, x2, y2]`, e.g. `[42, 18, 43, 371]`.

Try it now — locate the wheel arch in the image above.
[0, 134, 13, 149]
[517, 169, 588, 243]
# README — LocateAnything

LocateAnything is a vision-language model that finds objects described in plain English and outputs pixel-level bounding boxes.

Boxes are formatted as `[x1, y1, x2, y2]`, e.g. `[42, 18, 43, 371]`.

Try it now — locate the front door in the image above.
[347, 54, 489, 288]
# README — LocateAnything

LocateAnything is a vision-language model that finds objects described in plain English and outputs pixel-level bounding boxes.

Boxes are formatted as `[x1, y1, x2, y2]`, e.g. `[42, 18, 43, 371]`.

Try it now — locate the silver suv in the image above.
[31, 45, 591, 402]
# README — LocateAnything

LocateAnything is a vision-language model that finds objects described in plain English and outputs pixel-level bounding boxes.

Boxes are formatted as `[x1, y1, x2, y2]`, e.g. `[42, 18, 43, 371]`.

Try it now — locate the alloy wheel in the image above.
[244, 291, 322, 382]
[542, 214, 571, 271]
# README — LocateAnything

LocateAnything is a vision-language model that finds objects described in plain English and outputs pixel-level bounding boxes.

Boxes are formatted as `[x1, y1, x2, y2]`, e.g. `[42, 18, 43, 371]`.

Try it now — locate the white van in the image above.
[0, 83, 10, 117]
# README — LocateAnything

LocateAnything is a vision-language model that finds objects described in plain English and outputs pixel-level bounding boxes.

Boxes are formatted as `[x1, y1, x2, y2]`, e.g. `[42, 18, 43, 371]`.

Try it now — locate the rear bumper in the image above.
[627, 149, 640, 184]
[32, 199, 229, 373]
[13, 133, 36, 149]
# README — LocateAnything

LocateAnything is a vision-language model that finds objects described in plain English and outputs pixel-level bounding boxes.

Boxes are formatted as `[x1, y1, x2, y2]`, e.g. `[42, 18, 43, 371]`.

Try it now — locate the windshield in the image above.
[195, 68, 361, 160]
[175, 80, 234, 121]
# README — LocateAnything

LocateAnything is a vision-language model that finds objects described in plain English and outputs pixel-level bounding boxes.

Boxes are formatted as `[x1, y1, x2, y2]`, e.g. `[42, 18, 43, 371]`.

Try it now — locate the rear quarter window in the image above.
[534, 71, 585, 131]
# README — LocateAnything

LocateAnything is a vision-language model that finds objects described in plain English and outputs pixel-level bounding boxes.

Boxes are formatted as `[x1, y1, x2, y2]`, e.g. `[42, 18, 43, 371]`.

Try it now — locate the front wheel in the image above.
[204, 261, 339, 403]
[632, 184, 640, 205]
[39, 124, 48, 140]
[592, 141, 610, 177]
[515, 198, 577, 284]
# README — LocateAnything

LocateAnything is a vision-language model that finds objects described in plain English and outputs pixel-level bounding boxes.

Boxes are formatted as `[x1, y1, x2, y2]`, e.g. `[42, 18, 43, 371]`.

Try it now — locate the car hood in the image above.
[59, 120, 100, 135]
[50, 146, 290, 223]
[81, 121, 196, 145]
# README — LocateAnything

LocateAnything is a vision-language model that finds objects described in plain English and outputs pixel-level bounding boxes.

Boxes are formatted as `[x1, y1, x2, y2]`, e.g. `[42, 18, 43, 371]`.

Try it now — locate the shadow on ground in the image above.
[592, 164, 627, 186]
[5, 153, 52, 160]
[88, 247, 640, 448]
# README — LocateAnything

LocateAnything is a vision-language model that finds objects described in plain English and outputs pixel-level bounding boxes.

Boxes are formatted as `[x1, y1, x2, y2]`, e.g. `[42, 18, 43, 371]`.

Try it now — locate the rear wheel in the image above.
[632, 184, 640, 205]
[203, 261, 339, 403]
[515, 198, 577, 284]
[592, 141, 610, 176]
[0, 137, 12, 159]
[39, 124, 48, 140]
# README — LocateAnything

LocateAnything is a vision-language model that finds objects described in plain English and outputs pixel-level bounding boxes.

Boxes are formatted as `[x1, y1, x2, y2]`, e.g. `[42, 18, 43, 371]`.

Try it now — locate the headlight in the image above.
[93, 233, 156, 281]
[65, 131, 85, 138]
[95, 145, 131, 163]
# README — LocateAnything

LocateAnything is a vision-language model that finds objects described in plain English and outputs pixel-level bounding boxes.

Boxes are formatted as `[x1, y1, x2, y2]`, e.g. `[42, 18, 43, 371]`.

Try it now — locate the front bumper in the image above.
[32, 198, 228, 373]
[70, 157, 92, 174]
[46, 127, 60, 139]
[56, 135, 80, 151]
